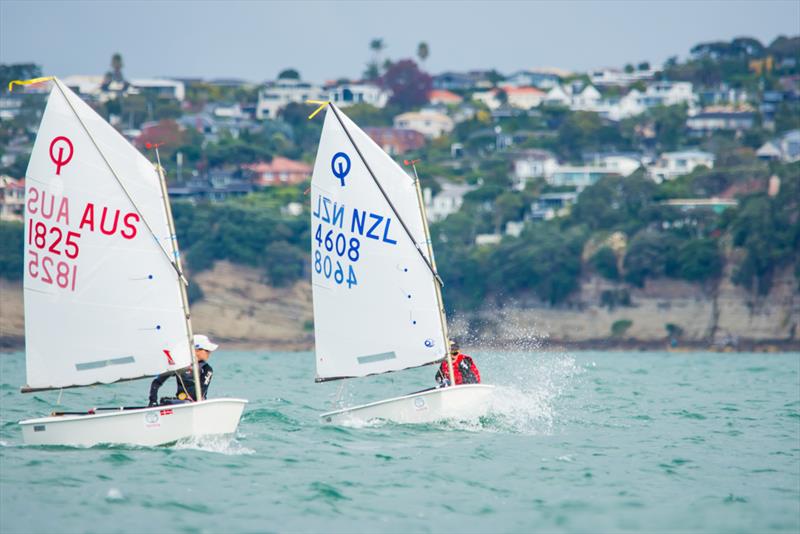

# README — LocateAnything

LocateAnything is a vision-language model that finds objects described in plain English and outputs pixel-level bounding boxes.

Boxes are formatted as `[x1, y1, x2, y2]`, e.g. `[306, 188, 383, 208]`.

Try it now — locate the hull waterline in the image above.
[19, 398, 248, 447]
[321, 384, 494, 425]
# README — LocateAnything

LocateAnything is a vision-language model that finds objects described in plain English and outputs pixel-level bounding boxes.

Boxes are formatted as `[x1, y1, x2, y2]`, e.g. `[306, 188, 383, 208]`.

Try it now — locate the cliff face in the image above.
[1, 262, 797, 351]
[450, 266, 799, 348]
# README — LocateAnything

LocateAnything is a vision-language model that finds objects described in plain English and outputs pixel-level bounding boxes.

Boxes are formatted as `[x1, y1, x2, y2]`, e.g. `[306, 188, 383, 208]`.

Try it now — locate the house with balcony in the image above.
[327, 82, 390, 108]
[686, 111, 756, 134]
[256, 78, 325, 119]
[583, 152, 643, 177]
[394, 110, 454, 138]
[640, 81, 696, 108]
[647, 150, 715, 183]
[363, 127, 426, 155]
[547, 166, 619, 190]
[529, 192, 579, 220]
[245, 157, 312, 186]
[590, 67, 657, 87]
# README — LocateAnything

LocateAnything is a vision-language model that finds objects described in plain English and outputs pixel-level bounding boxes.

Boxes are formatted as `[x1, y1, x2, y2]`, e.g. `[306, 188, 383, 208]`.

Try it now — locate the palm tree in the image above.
[417, 42, 430, 65]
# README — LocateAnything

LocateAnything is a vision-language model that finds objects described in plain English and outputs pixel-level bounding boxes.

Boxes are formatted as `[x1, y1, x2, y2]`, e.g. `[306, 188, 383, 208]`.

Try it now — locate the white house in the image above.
[512, 149, 559, 189]
[584, 153, 642, 177]
[423, 182, 476, 222]
[570, 85, 602, 109]
[394, 110, 454, 138]
[756, 130, 800, 163]
[130, 78, 186, 101]
[640, 81, 695, 108]
[472, 86, 545, 110]
[544, 85, 572, 106]
[256, 79, 325, 119]
[327, 83, 390, 108]
[547, 166, 619, 190]
[647, 150, 715, 183]
[590, 67, 657, 87]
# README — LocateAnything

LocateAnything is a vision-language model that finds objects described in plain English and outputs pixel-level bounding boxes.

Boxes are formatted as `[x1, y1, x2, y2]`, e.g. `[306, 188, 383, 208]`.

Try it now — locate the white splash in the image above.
[171, 435, 255, 455]
[105, 488, 124, 501]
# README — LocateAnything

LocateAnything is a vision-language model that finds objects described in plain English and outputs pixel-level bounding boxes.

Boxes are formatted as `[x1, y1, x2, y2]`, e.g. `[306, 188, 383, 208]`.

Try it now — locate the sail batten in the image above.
[311, 105, 447, 381]
[23, 79, 192, 390]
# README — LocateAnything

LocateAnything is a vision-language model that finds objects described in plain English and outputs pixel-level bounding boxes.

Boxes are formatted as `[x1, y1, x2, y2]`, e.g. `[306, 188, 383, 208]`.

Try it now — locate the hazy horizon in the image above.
[2, 1, 799, 83]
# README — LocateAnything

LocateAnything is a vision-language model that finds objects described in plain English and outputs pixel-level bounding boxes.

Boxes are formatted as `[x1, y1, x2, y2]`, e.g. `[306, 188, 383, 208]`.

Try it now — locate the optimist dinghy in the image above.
[308, 102, 494, 424]
[15, 78, 246, 446]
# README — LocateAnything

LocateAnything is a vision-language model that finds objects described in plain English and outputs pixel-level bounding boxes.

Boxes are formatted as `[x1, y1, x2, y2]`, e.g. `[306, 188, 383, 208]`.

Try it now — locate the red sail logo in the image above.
[49, 136, 74, 175]
[163, 349, 175, 365]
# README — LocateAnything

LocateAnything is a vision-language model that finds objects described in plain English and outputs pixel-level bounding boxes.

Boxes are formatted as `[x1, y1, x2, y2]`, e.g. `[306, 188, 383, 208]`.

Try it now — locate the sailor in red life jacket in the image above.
[435, 339, 481, 387]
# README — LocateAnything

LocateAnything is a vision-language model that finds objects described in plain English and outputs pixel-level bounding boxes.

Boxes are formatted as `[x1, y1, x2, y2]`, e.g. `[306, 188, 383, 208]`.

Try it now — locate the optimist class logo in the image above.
[49, 136, 74, 175]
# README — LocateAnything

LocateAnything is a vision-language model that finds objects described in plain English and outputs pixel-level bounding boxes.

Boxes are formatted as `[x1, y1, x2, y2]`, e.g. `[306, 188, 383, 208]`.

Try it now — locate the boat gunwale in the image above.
[18, 398, 248, 426]
[319, 384, 494, 418]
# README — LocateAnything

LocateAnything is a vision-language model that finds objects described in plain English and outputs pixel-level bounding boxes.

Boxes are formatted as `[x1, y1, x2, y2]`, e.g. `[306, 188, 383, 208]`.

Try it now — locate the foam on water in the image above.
[170, 434, 255, 455]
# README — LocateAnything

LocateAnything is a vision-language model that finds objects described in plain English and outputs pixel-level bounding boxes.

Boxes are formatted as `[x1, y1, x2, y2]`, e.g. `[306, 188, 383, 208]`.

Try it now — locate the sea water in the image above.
[1, 350, 798, 533]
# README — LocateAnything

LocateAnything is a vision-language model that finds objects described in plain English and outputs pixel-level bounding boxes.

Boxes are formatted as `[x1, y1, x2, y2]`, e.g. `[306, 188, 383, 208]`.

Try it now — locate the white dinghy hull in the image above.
[20, 398, 248, 447]
[321, 384, 494, 425]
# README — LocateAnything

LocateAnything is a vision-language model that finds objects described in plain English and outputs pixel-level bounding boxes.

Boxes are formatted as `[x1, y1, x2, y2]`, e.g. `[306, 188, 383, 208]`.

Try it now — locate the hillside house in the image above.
[548, 166, 619, 190]
[394, 110, 454, 138]
[583, 152, 642, 177]
[328, 83, 390, 108]
[246, 157, 312, 186]
[364, 127, 426, 155]
[256, 79, 325, 119]
[504, 69, 562, 89]
[647, 150, 715, 182]
[757, 129, 800, 163]
[473, 86, 546, 110]
[686, 111, 756, 134]
[530, 192, 578, 220]
[511, 149, 559, 189]
[0, 176, 25, 221]
[428, 90, 463, 106]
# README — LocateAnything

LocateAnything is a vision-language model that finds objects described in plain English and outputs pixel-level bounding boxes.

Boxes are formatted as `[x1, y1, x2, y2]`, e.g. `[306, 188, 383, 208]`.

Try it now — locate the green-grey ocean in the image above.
[1, 350, 798, 533]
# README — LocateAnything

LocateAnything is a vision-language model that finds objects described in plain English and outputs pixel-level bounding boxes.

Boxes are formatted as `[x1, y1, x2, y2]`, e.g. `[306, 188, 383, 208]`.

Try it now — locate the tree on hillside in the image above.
[278, 68, 300, 80]
[380, 59, 432, 110]
[364, 38, 386, 81]
[417, 42, 430, 65]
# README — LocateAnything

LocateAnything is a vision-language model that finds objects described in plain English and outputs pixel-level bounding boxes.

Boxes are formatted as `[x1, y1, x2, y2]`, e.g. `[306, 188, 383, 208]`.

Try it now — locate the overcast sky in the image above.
[2, 1, 798, 83]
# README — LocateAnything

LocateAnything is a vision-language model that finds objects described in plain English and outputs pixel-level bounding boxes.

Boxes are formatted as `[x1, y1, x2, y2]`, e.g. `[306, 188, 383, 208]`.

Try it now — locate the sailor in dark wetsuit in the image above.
[149, 334, 217, 406]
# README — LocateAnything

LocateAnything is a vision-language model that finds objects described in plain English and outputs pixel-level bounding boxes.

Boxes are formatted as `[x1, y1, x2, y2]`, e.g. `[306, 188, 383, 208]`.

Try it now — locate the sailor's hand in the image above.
[148, 400, 157, 407]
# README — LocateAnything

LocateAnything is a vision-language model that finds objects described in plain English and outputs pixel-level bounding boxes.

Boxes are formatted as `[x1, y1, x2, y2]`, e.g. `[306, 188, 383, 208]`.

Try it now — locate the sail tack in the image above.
[311, 105, 447, 381]
[22, 79, 192, 391]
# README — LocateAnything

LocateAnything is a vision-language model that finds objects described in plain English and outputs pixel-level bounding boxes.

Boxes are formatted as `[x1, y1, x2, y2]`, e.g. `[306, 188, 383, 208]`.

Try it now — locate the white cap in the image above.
[193, 334, 219, 352]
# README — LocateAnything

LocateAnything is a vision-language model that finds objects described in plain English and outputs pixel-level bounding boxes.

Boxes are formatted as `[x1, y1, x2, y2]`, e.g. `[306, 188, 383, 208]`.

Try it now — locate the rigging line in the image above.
[328, 104, 444, 287]
[52, 79, 183, 280]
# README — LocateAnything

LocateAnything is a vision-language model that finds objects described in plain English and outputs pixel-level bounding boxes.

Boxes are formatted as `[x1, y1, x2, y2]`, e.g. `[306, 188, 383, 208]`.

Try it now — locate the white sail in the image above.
[311, 105, 447, 381]
[22, 78, 192, 391]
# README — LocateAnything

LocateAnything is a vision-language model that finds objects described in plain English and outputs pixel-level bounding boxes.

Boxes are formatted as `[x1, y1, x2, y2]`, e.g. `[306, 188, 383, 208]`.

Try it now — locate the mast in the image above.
[152, 145, 202, 403]
[407, 161, 455, 386]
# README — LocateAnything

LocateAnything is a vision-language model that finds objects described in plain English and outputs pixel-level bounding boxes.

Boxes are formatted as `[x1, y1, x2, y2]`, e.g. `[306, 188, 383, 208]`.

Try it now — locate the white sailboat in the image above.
[309, 102, 494, 424]
[16, 78, 247, 446]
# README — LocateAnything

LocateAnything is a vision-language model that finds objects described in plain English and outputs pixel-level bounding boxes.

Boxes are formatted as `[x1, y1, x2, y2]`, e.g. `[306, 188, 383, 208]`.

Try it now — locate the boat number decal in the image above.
[49, 136, 74, 175]
[414, 397, 427, 411]
[311, 193, 400, 290]
[159, 409, 173, 416]
[331, 152, 351, 187]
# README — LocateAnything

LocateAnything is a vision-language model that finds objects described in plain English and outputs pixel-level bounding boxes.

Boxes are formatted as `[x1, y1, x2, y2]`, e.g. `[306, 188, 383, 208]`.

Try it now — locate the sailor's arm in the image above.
[148, 373, 170, 406]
